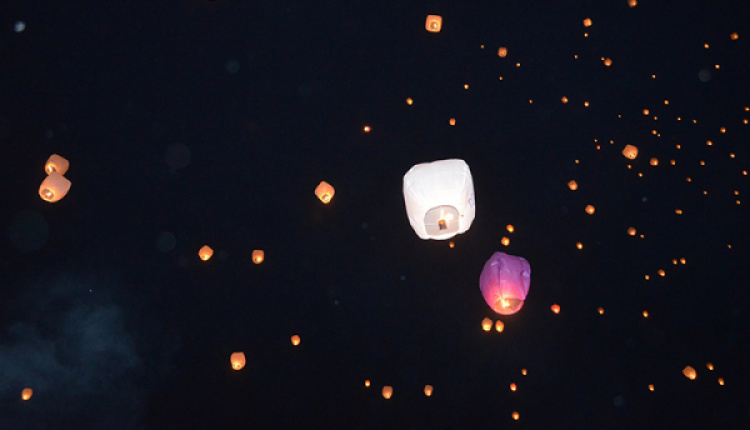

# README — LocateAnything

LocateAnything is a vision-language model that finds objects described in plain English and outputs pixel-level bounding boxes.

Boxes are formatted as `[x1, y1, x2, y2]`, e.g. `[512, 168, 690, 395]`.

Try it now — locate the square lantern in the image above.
[45, 154, 69, 175]
[403, 159, 475, 240]
[425, 15, 442, 33]
[39, 172, 72, 203]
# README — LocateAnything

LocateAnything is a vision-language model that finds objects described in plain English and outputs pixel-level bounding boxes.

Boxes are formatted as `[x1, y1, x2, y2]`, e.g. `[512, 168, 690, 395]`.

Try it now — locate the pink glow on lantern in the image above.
[479, 252, 531, 315]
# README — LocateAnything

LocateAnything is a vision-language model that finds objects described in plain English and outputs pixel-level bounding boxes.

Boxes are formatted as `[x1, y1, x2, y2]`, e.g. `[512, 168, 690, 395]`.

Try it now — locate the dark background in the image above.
[1, 0, 748, 428]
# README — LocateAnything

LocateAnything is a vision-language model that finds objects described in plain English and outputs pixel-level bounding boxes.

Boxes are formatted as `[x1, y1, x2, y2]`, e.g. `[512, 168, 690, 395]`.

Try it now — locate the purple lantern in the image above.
[479, 252, 531, 315]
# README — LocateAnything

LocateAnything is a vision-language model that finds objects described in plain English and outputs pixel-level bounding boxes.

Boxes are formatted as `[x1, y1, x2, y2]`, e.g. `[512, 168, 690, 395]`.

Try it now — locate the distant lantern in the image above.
[718, 378, 725, 385]
[291, 335, 301, 346]
[363, 125, 371, 133]
[479, 252, 531, 315]
[449, 241, 455, 248]
[403, 159, 475, 240]
[568, 180, 578, 190]
[551, 304, 561, 314]
[576, 242, 583, 249]
[730, 32, 739, 40]
[585, 205, 595, 215]
[425, 15, 442, 32]
[382, 386, 393, 399]
[583, 18, 592, 27]
[506, 224, 514, 233]
[498, 47, 508, 57]
[521, 368, 527, 375]
[683, 366, 697, 380]
[21, 388, 33, 401]
[495, 320, 504, 332]
[481, 317, 493, 331]
[603, 58, 612, 67]
[627, 227, 637, 236]
[512, 411, 520, 421]
[39, 172, 72, 203]
[501, 237, 510, 246]
[230, 352, 246, 370]
[648, 384, 654, 391]
[364, 380, 371, 387]
[629, 0, 638, 7]
[561, 96, 569, 104]
[198, 245, 214, 261]
[706, 362, 714, 371]
[449, 118, 456, 126]
[597, 307, 604, 314]
[510, 383, 517, 391]
[252, 250, 265, 264]
[424, 385, 433, 396]
[622, 144, 639, 159]
[650, 157, 659, 166]
[406, 97, 413, 105]
[45, 154, 69, 175]
[315, 181, 335, 204]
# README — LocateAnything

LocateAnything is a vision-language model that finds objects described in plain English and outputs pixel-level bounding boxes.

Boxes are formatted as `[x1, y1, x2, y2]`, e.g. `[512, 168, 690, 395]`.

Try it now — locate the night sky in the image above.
[2, 1, 749, 428]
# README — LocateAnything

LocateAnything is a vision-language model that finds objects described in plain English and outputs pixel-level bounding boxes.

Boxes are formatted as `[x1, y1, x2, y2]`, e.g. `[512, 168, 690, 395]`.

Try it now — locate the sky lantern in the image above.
[425, 15, 442, 32]
[683, 366, 697, 380]
[403, 159, 475, 240]
[21, 388, 33, 400]
[512, 411, 520, 420]
[45, 154, 69, 175]
[629, 0, 638, 7]
[650, 158, 659, 166]
[481, 317, 492, 331]
[252, 250, 265, 264]
[551, 304, 561, 314]
[479, 252, 531, 315]
[291, 335, 301, 346]
[628, 227, 637, 236]
[230, 352, 246, 370]
[501, 237, 510, 246]
[648, 384, 654, 391]
[568, 180, 578, 190]
[510, 383, 517, 391]
[39, 172, 72, 203]
[497, 47, 508, 57]
[583, 18, 592, 27]
[706, 362, 714, 370]
[585, 205, 595, 214]
[622, 145, 639, 159]
[315, 181, 335, 204]
[364, 380, 371, 387]
[382, 386, 393, 399]
[198, 245, 213, 261]
[495, 320, 504, 332]
[424, 385, 433, 396]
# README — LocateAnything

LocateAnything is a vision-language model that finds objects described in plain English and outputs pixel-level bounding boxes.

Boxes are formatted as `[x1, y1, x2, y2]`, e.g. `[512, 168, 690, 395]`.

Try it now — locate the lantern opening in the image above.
[424, 205, 459, 237]
[493, 297, 524, 315]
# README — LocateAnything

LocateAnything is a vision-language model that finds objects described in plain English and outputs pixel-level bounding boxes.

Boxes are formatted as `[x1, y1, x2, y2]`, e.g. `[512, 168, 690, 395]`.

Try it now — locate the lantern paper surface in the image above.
[479, 252, 531, 315]
[230, 352, 246, 370]
[45, 154, 69, 175]
[403, 159, 475, 240]
[21, 388, 33, 400]
[39, 172, 72, 203]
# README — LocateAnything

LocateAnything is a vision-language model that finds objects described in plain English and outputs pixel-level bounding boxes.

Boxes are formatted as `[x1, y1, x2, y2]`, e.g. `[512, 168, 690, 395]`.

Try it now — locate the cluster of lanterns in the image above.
[39, 154, 71, 203]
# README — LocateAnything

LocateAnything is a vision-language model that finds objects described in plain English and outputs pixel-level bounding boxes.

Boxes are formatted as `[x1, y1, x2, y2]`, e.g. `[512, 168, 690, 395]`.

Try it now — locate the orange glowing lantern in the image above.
[315, 181, 335, 204]
[650, 157, 659, 166]
[382, 386, 393, 399]
[683, 366, 697, 380]
[506, 224, 514, 233]
[501, 237, 510, 246]
[510, 383, 517, 391]
[45, 154, 69, 175]
[603, 58, 612, 67]
[583, 18, 592, 27]
[291, 335, 301, 346]
[551, 304, 561, 314]
[481, 317, 492, 331]
[718, 378, 725, 385]
[498, 47, 508, 58]
[512, 411, 520, 420]
[629, 0, 638, 7]
[449, 118, 456, 126]
[585, 205, 595, 215]
[495, 320, 504, 332]
[648, 384, 654, 391]
[425, 15, 442, 33]
[627, 227, 637, 236]
[21, 388, 33, 401]
[622, 144, 638, 159]
[198, 245, 213, 261]
[568, 180, 578, 190]
[252, 250, 265, 264]
[230, 352, 246, 370]
[424, 385, 433, 396]
[597, 307, 604, 315]
[39, 172, 72, 203]
[364, 380, 371, 387]
[706, 362, 714, 370]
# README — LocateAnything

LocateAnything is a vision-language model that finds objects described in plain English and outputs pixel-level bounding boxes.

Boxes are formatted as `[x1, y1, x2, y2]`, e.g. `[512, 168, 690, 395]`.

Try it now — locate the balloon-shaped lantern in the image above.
[403, 159, 475, 240]
[479, 252, 531, 315]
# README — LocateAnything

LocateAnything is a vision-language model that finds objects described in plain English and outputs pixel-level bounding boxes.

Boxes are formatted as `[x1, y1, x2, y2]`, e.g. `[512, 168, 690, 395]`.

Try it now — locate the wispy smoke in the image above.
[0, 275, 147, 429]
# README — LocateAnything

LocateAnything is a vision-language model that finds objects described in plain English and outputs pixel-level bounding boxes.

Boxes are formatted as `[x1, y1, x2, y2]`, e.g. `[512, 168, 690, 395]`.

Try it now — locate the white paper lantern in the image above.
[403, 159, 475, 240]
